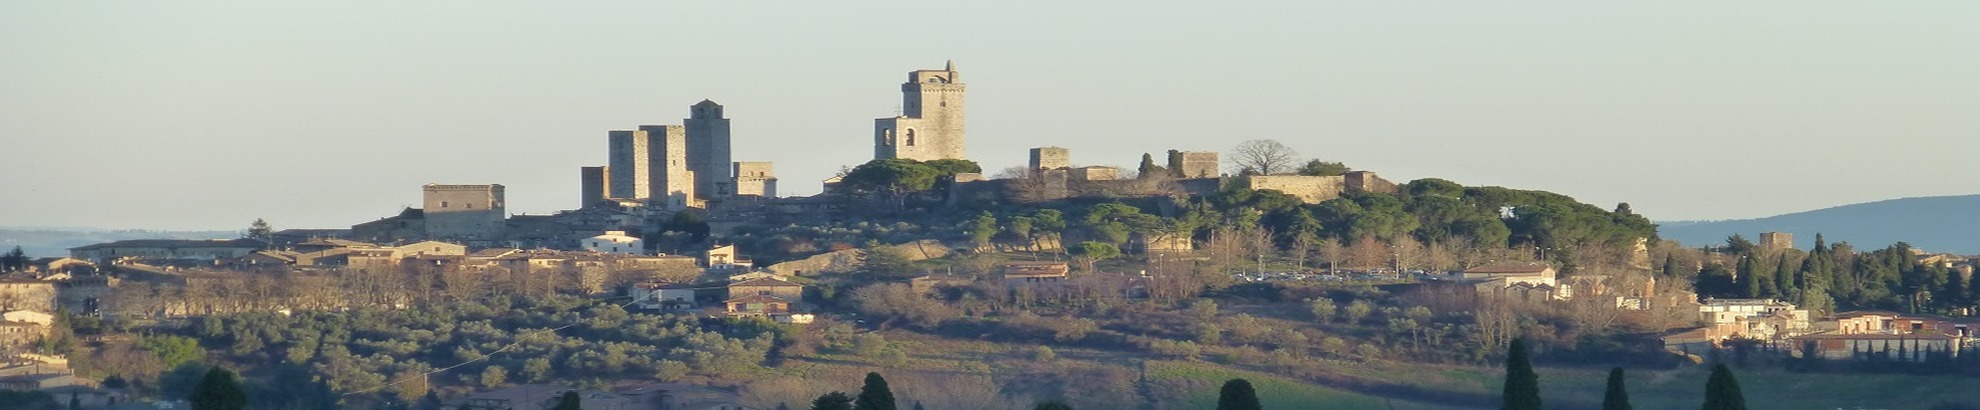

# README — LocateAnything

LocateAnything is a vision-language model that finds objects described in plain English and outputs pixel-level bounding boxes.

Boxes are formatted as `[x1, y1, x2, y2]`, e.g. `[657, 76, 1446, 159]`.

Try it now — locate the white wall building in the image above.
[582, 231, 645, 255]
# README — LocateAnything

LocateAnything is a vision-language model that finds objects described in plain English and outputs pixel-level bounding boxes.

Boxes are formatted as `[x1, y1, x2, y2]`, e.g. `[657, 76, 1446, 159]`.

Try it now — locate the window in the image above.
[466, 203, 473, 209]
[905, 129, 916, 146]
[441, 201, 449, 208]
[880, 128, 894, 145]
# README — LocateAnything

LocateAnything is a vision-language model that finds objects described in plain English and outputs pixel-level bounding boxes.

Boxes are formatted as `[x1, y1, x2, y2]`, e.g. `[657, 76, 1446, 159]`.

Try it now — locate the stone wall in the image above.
[1246, 175, 1348, 204]
[423, 184, 506, 240]
[763, 239, 952, 276]
[1029, 147, 1070, 170]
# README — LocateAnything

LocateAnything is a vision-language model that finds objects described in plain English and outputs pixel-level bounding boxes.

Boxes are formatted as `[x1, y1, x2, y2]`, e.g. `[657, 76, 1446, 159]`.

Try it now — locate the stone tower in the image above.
[874, 60, 966, 162]
[422, 184, 505, 240]
[607, 129, 652, 201]
[731, 162, 778, 197]
[579, 166, 609, 208]
[1760, 232, 1794, 252]
[638, 125, 696, 209]
[1029, 147, 1070, 170]
[684, 100, 732, 200]
[1167, 150, 1220, 178]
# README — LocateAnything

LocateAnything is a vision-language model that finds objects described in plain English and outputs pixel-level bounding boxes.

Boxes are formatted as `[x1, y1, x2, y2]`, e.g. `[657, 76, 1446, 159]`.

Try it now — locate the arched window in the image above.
[905, 129, 916, 146]
[880, 128, 894, 145]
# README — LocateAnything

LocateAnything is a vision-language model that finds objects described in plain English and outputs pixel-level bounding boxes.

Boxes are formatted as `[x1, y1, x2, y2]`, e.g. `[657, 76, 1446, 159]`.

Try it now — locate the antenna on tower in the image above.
[893, 104, 903, 116]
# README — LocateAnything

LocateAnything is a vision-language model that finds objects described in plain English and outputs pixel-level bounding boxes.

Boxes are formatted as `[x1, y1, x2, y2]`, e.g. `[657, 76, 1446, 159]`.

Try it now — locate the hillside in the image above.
[0, 228, 236, 257]
[1657, 194, 1980, 254]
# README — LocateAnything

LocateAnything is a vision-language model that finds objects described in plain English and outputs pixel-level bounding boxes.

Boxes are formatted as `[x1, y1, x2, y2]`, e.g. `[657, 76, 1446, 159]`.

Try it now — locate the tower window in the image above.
[880, 128, 894, 145]
[441, 201, 449, 208]
[905, 129, 916, 146]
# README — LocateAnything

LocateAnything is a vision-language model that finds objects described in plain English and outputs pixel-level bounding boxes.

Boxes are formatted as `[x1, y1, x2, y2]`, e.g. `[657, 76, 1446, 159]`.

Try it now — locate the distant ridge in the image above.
[0, 228, 236, 258]
[1657, 195, 1980, 254]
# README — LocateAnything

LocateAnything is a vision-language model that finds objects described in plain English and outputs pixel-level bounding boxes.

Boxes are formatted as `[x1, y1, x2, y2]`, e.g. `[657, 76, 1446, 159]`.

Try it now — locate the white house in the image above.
[582, 231, 645, 255]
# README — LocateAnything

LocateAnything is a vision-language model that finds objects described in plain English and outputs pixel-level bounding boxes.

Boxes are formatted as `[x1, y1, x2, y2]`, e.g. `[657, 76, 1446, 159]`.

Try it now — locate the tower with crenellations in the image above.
[874, 61, 967, 162]
[685, 100, 732, 201]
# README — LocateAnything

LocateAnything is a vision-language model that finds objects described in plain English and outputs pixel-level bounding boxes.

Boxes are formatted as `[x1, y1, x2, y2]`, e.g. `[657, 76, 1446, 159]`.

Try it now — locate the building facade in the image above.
[875, 61, 967, 162]
[422, 184, 506, 240]
[730, 162, 777, 197]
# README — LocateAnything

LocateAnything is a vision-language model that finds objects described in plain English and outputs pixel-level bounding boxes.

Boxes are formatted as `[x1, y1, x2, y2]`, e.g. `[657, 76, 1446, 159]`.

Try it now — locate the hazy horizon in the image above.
[5, 1, 1976, 231]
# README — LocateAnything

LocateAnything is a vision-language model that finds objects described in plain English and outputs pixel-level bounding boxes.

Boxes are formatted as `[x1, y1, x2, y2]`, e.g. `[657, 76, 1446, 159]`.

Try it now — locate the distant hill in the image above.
[1657, 195, 1980, 254]
[0, 228, 237, 258]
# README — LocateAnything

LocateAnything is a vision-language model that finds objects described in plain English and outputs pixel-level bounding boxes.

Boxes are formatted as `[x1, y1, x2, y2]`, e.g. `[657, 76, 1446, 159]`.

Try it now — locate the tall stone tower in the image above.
[607, 129, 652, 201]
[638, 125, 696, 209]
[579, 166, 609, 208]
[422, 184, 505, 240]
[874, 60, 966, 162]
[684, 100, 732, 200]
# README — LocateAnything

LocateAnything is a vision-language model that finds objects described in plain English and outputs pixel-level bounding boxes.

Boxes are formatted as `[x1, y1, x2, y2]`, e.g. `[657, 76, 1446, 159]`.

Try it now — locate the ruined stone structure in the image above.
[1167, 150, 1219, 178]
[1243, 171, 1398, 204]
[684, 100, 732, 200]
[875, 61, 966, 162]
[1760, 232, 1794, 252]
[1029, 147, 1070, 170]
[730, 162, 777, 197]
[580, 166, 609, 208]
[422, 184, 506, 240]
[1071, 166, 1121, 181]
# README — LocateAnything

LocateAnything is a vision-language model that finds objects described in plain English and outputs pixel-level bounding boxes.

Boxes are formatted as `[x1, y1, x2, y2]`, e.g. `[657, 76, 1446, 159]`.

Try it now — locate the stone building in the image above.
[0, 279, 56, 313]
[581, 231, 644, 255]
[875, 61, 967, 162]
[1760, 232, 1794, 252]
[1242, 172, 1398, 204]
[1029, 147, 1070, 170]
[729, 161, 777, 197]
[1167, 150, 1219, 178]
[609, 126, 698, 209]
[684, 100, 733, 201]
[1071, 166, 1121, 181]
[423, 184, 507, 241]
[579, 166, 609, 208]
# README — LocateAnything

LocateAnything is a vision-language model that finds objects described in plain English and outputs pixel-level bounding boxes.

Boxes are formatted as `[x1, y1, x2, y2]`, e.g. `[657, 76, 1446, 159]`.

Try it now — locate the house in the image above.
[1002, 261, 1070, 284]
[393, 240, 467, 257]
[1460, 263, 1568, 301]
[1, 310, 53, 326]
[583, 231, 645, 255]
[26, 257, 93, 275]
[727, 277, 803, 301]
[1699, 298, 1809, 340]
[616, 382, 757, 410]
[704, 245, 752, 271]
[292, 238, 376, 254]
[631, 282, 701, 311]
[0, 278, 57, 312]
[724, 294, 793, 317]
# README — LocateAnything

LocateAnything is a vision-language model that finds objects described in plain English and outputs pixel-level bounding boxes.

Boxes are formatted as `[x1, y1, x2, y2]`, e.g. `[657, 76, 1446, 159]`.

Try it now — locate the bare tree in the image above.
[1230, 139, 1299, 175]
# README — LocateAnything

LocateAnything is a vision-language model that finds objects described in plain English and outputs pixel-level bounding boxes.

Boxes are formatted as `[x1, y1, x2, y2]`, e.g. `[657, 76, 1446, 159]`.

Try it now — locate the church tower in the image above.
[874, 60, 966, 161]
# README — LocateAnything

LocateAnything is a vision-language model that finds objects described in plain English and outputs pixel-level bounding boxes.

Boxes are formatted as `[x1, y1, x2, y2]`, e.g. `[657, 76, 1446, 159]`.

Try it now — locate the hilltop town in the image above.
[4, 63, 1979, 410]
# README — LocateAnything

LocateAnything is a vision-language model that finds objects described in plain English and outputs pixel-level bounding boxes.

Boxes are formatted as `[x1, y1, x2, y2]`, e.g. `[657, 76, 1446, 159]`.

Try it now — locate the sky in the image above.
[2, 1, 1976, 231]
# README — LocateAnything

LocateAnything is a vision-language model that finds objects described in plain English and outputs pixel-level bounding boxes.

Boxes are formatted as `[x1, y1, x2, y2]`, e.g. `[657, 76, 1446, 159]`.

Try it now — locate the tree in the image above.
[1602, 367, 1631, 410]
[858, 241, 915, 279]
[1216, 379, 1261, 410]
[1296, 160, 1350, 176]
[245, 219, 273, 242]
[1231, 139, 1298, 175]
[842, 159, 942, 211]
[552, 391, 582, 410]
[1501, 338, 1540, 410]
[811, 391, 855, 410]
[1072, 241, 1121, 272]
[189, 367, 247, 410]
[1700, 364, 1746, 410]
[855, 372, 898, 410]
[0, 246, 27, 272]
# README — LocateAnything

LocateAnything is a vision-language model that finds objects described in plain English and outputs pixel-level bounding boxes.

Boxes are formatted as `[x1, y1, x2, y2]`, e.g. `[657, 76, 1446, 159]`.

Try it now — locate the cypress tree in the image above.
[1602, 367, 1631, 410]
[551, 391, 582, 410]
[854, 372, 897, 410]
[188, 367, 247, 410]
[1735, 256, 1760, 298]
[1700, 363, 1746, 410]
[811, 392, 854, 410]
[1215, 379, 1261, 410]
[1661, 254, 1680, 278]
[1501, 338, 1541, 410]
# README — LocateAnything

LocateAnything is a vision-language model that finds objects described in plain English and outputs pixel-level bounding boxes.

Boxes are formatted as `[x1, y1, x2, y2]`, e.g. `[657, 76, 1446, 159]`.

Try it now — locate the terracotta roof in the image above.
[729, 277, 802, 288]
[1831, 310, 1905, 319]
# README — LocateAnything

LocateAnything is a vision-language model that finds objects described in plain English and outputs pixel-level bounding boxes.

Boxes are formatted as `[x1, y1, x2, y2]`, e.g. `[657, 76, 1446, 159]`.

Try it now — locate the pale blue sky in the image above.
[3, 1, 1975, 230]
